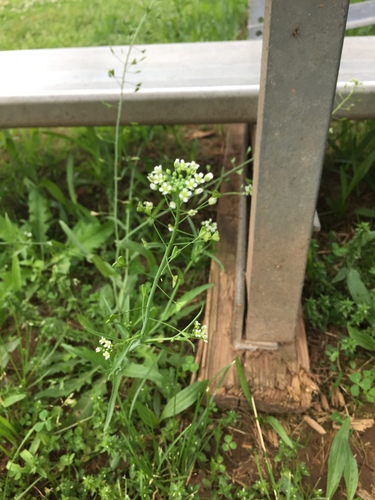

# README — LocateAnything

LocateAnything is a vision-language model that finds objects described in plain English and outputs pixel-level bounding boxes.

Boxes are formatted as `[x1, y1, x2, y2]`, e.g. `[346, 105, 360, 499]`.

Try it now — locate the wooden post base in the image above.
[195, 124, 318, 413]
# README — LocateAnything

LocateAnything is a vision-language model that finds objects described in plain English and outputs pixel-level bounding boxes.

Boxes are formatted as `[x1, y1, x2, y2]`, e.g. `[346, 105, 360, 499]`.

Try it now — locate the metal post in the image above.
[245, 0, 349, 344]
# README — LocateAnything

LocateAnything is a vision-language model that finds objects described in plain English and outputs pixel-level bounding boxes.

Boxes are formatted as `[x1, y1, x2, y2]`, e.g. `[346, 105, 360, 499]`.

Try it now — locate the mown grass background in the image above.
[0, 0, 248, 49]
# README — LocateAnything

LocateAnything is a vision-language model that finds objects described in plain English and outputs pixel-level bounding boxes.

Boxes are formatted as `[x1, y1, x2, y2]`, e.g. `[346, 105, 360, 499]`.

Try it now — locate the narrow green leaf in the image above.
[135, 402, 158, 430]
[332, 267, 348, 284]
[61, 344, 107, 368]
[40, 178, 69, 206]
[347, 269, 371, 306]
[66, 155, 77, 205]
[77, 314, 104, 336]
[11, 253, 22, 290]
[2, 393, 27, 408]
[121, 239, 157, 272]
[20, 449, 34, 466]
[91, 255, 118, 277]
[326, 417, 350, 499]
[0, 415, 17, 436]
[160, 380, 207, 421]
[355, 207, 375, 218]
[59, 220, 89, 255]
[0, 416, 17, 445]
[347, 324, 375, 352]
[0, 214, 25, 243]
[235, 357, 253, 407]
[344, 445, 358, 500]
[104, 372, 122, 431]
[26, 180, 51, 244]
[0, 429, 17, 446]
[175, 283, 214, 312]
[122, 364, 165, 386]
[348, 150, 375, 194]
[264, 416, 294, 449]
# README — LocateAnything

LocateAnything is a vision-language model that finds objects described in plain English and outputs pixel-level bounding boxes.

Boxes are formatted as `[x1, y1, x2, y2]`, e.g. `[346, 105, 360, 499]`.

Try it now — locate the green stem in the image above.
[140, 203, 181, 338]
[113, 1, 156, 262]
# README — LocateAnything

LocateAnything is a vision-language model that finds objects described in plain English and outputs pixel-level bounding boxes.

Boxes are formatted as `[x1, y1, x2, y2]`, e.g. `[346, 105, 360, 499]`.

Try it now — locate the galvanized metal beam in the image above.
[244, 0, 349, 345]
[346, 0, 375, 29]
[0, 36, 374, 128]
[248, 0, 375, 36]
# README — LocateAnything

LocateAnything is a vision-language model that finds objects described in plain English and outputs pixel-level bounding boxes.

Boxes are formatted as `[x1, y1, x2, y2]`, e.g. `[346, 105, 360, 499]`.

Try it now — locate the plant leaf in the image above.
[60, 219, 113, 256]
[344, 442, 359, 500]
[346, 269, 371, 306]
[347, 324, 375, 352]
[66, 155, 77, 205]
[11, 253, 22, 290]
[121, 239, 157, 273]
[26, 180, 51, 244]
[0, 214, 25, 243]
[91, 255, 118, 277]
[135, 402, 158, 430]
[264, 416, 294, 449]
[104, 372, 122, 431]
[235, 357, 253, 407]
[160, 380, 207, 421]
[2, 393, 27, 408]
[326, 417, 350, 499]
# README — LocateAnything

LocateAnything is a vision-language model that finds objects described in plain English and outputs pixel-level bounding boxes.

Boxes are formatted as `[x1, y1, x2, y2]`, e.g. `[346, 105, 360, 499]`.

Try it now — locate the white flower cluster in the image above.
[244, 183, 253, 196]
[147, 159, 214, 204]
[199, 219, 220, 242]
[192, 321, 208, 342]
[137, 200, 153, 216]
[95, 336, 113, 360]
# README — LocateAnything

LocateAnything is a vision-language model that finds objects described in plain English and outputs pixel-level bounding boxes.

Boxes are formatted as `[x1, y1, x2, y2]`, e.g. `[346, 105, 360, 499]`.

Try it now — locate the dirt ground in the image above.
[184, 124, 375, 499]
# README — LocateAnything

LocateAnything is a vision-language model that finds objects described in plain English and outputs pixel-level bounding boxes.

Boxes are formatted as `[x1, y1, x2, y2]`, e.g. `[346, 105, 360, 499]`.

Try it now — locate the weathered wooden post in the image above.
[199, 0, 350, 411]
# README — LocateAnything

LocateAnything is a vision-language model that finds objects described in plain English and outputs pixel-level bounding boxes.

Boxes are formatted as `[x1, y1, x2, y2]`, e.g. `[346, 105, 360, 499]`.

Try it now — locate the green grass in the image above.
[0, 0, 248, 50]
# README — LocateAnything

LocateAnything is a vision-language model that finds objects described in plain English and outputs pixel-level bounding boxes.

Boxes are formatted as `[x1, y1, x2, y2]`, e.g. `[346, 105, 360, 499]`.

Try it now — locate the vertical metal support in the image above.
[248, 0, 265, 39]
[245, 0, 349, 344]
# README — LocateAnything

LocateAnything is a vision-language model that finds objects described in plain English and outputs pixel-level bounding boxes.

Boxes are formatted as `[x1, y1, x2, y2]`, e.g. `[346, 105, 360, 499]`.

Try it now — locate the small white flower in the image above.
[204, 172, 214, 182]
[188, 209, 197, 216]
[208, 197, 217, 205]
[179, 188, 192, 203]
[194, 172, 205, 184]
[201, 219, 217, 232]
[200, 219, 220, 241]
[168, 224, 174, 232]
[150, 183, 157, 191]
[192, 321, 208, 342]
[194, 187, 203, 195]
[170, 201, 176, 209]
[244, 184, 253, 196]
[95, 347, 101, 353]
[159, 182, 172, 195]
[103, 351, 110, 360]
[189, 161, 200, 171]
[186, 178, 197, 190]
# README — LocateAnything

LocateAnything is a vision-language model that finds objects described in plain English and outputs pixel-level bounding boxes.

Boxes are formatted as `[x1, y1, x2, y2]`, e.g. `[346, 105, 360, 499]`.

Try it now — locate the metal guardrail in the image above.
[0, 37, 374, 128]
[248, 0, 375, 38]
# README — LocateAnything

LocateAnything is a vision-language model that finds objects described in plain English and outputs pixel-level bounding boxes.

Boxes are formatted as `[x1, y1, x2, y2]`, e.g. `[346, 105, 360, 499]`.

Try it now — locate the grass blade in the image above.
[160, 380, 207, 421]
[235, 357, 253, 406]
[66, 154, 77, 205]
[264, 416, 294, 449]
[344, 446, 358, 500]
[326, 417, 350, 499]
